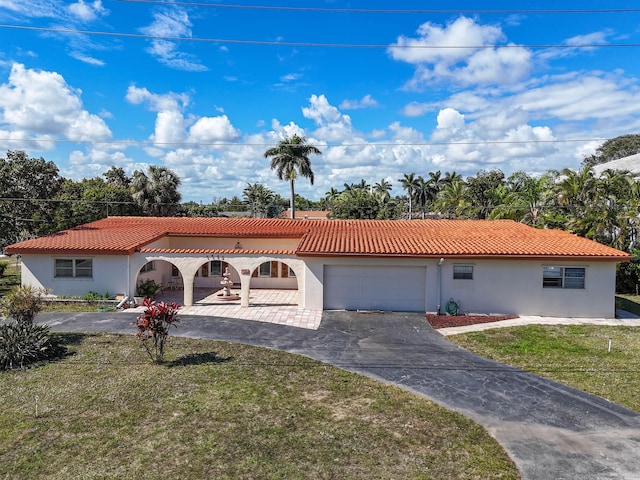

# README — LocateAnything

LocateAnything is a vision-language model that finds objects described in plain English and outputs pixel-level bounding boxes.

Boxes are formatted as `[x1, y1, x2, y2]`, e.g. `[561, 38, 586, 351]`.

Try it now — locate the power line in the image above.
[113, 1, 640, 15]
[1, 24, 638, 50]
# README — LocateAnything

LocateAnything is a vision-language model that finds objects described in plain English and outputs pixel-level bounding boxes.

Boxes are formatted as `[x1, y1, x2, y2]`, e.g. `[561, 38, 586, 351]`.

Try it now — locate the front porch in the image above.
[130, 288, 322, 330]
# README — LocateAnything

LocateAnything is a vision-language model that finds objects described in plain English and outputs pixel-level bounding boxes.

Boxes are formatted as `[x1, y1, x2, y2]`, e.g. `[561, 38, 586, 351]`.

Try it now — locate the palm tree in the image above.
[374, 178, 392, 200]
[324, 187, 341, 209]
[399, 173, 419, 219]
[413, 176, 432, 219]
[435, 178, 470, 218]
[130, 165, 181, 216]
[264, 134, 321, 219]
[243, 183, 274, 217]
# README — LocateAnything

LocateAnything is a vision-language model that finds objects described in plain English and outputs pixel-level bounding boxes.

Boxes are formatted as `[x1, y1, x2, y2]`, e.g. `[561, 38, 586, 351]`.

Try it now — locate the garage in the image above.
[323, 265, 427, 312]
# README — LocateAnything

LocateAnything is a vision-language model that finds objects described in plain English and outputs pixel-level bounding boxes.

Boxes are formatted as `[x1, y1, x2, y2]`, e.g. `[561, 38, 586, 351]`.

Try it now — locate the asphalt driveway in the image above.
[40, 310, 640, 480]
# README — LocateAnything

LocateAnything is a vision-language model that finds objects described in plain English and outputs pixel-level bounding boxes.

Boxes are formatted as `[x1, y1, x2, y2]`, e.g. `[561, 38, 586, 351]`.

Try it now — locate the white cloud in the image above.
[125, 86, 189, 111]
[301, 94, 357, 142]
[68, 0, 107, 22]
[524, 75, 640, 121]
[140, 7, 207, 72]
[188, 115, 241, 143]
[401, 102, 432, 117]
[0, 63, 111, 144]
[339, 94, 379, 110]
[280, 73, 302, 82]
[389, 16, 532, 88]
[436, 108, 465, 131]
[69, 52, 105, 66]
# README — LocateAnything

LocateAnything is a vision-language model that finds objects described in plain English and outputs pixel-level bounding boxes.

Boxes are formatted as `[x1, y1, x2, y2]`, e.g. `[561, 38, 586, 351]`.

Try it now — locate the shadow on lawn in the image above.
[168, 352, 233, 368]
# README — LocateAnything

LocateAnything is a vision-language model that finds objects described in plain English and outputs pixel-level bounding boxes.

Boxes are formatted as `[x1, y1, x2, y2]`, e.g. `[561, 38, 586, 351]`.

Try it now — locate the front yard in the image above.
[0, 333, 518, 479]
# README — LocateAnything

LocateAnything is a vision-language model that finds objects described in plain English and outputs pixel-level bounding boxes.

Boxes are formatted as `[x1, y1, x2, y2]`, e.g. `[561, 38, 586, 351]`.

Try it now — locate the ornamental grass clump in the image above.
[134, 298, 180, 364]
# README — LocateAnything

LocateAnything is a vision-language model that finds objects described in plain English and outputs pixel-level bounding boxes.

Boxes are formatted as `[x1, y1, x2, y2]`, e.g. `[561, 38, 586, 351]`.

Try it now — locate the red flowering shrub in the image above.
[134, 297, 180, 364]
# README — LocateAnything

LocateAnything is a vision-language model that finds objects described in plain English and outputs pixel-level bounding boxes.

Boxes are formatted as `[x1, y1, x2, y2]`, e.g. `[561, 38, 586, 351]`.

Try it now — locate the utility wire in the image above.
[113, 1, 640, 15]
[0, 24, 637, 50]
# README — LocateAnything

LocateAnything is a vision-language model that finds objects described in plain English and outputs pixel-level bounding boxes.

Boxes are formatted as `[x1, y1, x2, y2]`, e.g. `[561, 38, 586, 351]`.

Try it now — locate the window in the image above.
[55, 258, 93, 278]
[259, 262, 272, 277]
[281, 264, 296, 278]
[210, 260, 223, 276]
[543, 267, 585, 289]
[453, 265, 473, 280]
[140, 261, 156, 273]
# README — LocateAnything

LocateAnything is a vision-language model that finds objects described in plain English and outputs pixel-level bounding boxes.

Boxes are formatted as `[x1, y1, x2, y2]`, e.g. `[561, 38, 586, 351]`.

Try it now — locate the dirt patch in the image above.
[425, 313, 519, 329]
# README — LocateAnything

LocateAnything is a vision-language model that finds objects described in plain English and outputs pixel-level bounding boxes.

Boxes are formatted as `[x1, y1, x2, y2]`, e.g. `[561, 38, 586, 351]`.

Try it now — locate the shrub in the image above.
[82, 291, 110, 301]
[134, 298, 180, 364]
[0, 285, 44, 325]
[0, 262, 7, 277]
[0, 323, 66, 370]
[136, 279, 160, 298]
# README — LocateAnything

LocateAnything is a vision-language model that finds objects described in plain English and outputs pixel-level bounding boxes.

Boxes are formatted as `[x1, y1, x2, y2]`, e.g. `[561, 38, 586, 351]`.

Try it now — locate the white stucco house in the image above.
[4, 216, 630, 318]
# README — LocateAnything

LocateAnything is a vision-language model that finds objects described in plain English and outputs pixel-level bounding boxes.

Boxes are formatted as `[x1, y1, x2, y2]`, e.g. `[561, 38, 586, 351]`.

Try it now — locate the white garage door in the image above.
[323, 265, 427, 312]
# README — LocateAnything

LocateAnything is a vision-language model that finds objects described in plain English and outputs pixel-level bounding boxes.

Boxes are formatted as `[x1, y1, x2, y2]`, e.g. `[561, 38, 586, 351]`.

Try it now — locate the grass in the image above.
[616, 294, 640, 316]
[0, 333, 518, 480]
[0, 261, 20, 297]
[449, 324, 640, 413]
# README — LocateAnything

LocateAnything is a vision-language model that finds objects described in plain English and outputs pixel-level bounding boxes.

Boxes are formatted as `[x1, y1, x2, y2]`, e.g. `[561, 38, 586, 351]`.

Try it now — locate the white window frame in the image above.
[259, 262, 272, 277]
[453, 265, 473, 280]
[288, 265, 296, 278]
[543, 266, 585, 289]
[55, 258, 93, 278]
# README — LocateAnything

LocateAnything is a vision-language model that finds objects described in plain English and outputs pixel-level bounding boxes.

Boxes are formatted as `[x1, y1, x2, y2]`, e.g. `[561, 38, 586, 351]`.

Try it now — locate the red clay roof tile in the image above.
[3, 216, 630, 260]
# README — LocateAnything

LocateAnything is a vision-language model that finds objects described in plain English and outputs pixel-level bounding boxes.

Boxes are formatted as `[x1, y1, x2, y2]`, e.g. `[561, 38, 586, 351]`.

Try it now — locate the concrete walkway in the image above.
[39, 309, 640, 480]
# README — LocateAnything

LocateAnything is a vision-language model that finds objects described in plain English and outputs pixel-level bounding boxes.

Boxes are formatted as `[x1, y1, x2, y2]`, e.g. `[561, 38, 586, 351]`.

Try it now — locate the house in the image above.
[592, 152, 640, 178]
[4, 216, 630, 318]
[281, 209, 330, 219]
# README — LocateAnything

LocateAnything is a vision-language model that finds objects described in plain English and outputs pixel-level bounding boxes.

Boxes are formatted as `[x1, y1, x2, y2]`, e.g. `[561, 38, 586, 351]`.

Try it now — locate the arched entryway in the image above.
[134, 259, 180, 302]
[131, 253, 305, 309]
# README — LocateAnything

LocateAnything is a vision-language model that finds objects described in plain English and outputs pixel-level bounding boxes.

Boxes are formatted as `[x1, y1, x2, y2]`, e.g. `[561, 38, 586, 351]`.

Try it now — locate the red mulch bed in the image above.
[426, 313, 519, 329]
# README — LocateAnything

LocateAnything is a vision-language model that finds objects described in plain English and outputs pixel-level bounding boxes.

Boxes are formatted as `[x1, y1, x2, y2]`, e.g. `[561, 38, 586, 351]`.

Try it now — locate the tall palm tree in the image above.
[399, 172, 419, 219]
[413, 176, 432, 219]
[264, 134, 321, 219]
[130, 165, 181, 216]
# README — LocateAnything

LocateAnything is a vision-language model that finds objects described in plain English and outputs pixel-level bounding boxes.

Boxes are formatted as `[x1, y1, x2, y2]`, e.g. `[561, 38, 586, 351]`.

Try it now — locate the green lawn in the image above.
[0, 333, 518, 480]
[449, 324, 640, 413]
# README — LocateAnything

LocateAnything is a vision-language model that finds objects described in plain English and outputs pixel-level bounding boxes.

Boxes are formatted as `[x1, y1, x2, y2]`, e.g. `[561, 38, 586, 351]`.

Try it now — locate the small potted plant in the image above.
[135, 279, 160, 305]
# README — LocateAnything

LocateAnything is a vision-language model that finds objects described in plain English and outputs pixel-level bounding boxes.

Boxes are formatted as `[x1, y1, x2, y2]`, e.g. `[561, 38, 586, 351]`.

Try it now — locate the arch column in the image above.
[181, 270, 196, 306]
[240, 276, 251, 308]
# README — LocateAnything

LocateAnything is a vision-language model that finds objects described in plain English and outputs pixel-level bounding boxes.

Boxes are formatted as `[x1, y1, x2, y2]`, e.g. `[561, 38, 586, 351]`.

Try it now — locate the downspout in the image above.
[436, 258, 444, 315]
[126, 255, 131, 303]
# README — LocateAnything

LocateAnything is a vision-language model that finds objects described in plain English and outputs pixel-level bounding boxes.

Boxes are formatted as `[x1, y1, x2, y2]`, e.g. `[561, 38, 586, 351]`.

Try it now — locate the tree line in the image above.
[2, 132, 640, 290]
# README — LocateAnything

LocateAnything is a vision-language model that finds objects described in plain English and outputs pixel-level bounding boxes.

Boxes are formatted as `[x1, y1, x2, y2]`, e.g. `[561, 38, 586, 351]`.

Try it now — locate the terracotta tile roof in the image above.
[295, 219, 631, 260]
[4, 216, 312, 255]
[4, 216, 630, 260]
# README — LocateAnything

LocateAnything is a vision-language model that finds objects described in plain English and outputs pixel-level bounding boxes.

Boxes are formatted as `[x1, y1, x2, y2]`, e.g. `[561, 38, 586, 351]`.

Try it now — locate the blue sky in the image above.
[1, 1, 640, 202]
